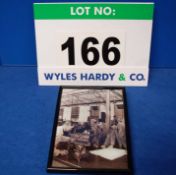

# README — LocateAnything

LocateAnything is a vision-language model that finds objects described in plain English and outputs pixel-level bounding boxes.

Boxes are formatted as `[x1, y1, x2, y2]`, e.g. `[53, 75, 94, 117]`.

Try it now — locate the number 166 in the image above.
[61, 37, 121, 66]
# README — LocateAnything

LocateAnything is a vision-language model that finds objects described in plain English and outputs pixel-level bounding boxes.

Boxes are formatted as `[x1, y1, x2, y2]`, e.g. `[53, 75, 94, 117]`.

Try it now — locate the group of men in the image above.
[61, 115, 127, 149]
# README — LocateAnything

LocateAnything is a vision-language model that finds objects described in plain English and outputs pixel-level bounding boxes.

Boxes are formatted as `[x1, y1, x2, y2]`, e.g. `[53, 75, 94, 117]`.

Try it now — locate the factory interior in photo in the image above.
[50, 88, 129, 170]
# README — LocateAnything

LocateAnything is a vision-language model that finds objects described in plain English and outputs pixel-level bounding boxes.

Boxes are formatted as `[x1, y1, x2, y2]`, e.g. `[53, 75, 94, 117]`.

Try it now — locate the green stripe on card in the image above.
[34, 3, 154, 20]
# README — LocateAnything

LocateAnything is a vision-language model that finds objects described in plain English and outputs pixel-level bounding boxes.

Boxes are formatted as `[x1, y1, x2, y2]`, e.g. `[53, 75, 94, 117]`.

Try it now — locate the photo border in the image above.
[47, 86, 132, 174]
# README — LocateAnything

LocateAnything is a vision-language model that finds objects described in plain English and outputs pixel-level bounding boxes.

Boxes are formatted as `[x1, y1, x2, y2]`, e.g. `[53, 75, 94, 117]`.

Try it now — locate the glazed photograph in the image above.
[48, 87, 130, 171]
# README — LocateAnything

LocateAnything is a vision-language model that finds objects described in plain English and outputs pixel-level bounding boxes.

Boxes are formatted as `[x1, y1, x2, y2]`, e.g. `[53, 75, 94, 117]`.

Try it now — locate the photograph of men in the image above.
[49, 88, 130, 170]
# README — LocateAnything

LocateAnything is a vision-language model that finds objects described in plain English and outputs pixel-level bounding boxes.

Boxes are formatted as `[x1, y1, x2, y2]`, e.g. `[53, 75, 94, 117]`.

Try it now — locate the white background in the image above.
[35, 20, 153, 86]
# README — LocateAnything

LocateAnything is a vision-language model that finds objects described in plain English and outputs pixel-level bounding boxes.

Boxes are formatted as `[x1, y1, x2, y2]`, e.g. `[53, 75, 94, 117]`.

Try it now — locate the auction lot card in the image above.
[47, 87, 131, 173]
[34, 3, 154, 86]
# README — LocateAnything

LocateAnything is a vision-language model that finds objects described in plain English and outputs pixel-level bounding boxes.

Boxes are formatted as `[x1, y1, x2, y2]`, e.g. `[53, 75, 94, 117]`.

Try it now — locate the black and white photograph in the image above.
[48, 87, 131, 172]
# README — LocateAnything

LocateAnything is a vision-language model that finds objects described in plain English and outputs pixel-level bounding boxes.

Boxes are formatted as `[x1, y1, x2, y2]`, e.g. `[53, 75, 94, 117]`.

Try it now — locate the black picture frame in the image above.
[47, 86, 132, 174]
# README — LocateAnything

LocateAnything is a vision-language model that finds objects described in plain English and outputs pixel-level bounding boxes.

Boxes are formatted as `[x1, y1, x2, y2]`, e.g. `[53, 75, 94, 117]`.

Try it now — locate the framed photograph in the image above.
[47, 87, 132, 173]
